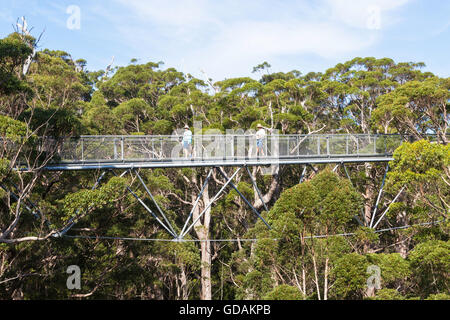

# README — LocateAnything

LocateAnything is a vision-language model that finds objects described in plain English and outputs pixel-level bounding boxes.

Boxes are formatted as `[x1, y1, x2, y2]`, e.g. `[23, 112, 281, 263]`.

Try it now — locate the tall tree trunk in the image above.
[252, 170, 280, 210]
[311, 246, 321, 300]
[200, 239, 212, 300]
[191, 173, 212, 300]
[179, 266, 189, 300]
[364, 163, 375, 227]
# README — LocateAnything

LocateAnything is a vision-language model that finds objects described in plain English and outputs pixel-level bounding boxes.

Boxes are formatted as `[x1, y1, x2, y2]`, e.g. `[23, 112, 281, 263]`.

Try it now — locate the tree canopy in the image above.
[0, 30, 448, 300]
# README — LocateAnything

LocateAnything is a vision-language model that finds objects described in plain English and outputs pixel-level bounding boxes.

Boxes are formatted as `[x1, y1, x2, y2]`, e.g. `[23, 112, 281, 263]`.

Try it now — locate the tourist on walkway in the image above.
[255, 123, 266, 157]
[182, 125, 193, 158]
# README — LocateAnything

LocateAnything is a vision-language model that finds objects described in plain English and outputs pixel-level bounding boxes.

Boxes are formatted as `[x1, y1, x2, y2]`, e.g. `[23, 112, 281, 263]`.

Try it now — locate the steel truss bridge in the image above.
[4, 134, 440, 242]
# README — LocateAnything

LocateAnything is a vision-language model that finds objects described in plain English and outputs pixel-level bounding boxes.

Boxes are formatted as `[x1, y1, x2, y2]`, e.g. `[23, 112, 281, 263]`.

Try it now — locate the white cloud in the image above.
[115, 0, 216, 28]
[324, 0, 411, 29]
[110, 0, 411, 80]
[180, 19, 378, 80]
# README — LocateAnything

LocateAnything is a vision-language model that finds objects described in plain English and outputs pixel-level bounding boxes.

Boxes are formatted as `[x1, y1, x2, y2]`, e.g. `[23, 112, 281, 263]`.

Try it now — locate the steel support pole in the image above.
[216, 167, 271, 230]
[81, 138, 84, 161]
[112, 170, 177, 238]
[373, 136, 377, 154]
[299, 165, 307, 184]
[356, 137, 359, 155]
[114, 139, 118, 160]
[307, 164, 318, 173]
[384, 136, 387, 155]
[180, 167, 242, 239]
[373, 186, 405, 229]
[58, 170, 108, 236]
[346, 135, 349, 155]
[317, 137, 320, 155]
[133, 169, 177, 236]
[370, 163, 389, 228]
[179, 168, 214, 238]
[342, 163, 352, 183]
[121, 136, 124, 161]
[326, 136, 330, 155]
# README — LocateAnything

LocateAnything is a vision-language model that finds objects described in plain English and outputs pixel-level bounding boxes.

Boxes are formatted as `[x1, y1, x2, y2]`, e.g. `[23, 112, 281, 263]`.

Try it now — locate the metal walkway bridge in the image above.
[6, 133, 419, 241]
[43, 134, 403, 171]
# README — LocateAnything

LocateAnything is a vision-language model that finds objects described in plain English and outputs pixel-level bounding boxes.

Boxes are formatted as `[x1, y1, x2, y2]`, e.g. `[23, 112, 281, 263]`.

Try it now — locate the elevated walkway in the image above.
[43, 134, 402, 170]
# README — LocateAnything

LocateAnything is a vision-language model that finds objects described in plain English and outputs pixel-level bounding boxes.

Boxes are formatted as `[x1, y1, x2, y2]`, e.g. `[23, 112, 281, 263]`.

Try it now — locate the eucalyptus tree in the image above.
[0, 32, 90, 245]
[230, 170, 363, 300]
[374, 77, 449, 143]
[320, 57, 437, 228]
[380, 140, 449, 257]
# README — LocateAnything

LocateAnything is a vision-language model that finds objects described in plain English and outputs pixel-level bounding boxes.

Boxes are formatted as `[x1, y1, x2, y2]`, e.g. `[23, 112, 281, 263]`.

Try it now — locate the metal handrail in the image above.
[52, 134, 407, 163]
[4, 134, 446, 168]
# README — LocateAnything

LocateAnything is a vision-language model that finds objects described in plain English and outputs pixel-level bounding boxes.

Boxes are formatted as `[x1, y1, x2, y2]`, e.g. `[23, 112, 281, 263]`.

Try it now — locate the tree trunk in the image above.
[252, 170, 280, 210]
[311, 249, 321, 300]
[395, 208, 409, 258]
[191, 173, 212, 300]
[200, 239, 212, 300]
[364, 163, 375, 227]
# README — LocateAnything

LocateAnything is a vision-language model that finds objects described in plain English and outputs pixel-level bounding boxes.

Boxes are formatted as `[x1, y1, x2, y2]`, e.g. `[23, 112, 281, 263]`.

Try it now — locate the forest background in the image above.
[0, 18, 448, 300]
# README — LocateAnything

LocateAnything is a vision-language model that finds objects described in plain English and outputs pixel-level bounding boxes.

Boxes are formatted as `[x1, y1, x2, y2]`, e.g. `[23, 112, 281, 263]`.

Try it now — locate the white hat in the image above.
[257, 123, 263, 128]
[184, 125, 189, 129]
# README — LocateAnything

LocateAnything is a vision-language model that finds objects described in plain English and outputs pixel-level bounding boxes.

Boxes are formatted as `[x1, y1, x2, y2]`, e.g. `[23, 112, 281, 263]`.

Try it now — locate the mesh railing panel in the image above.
[53, 134, 406, 163]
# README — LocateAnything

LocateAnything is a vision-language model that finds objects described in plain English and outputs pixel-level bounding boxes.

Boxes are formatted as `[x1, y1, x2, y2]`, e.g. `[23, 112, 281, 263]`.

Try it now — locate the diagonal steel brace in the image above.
[179, 168, 214, 238]
[57, 170, 107, 237]
[245, 165, 269, 212]
[112, 170, 177, 238]
[341, 163, 365, 226]
[370, 163, 389, 228]
[299, 165, 308, 184]
[216, 167, 271, 230]
[179, 166, 242, 239]
[133, 168, 177, 236]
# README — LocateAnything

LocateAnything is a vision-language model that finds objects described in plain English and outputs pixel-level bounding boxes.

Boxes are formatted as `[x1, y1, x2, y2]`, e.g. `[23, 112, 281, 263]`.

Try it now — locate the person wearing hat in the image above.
[255, 123, 266, 157]
[182, 124, 193, 158]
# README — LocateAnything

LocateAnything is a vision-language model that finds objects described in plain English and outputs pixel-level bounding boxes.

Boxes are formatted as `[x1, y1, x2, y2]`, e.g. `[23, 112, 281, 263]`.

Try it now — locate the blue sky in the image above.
[1, 0, 449, 81]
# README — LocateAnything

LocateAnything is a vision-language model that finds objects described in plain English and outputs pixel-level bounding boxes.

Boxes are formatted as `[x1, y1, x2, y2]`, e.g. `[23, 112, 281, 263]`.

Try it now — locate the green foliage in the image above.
[330, 253, 369, 299]
[0, 32, 33, 96]
[408, 240, 450, 296]
[29, 50, 91, 109]
[0, 158, 10, 179]
[270, 170, 363, 233]
[263, 285, 304, 300]
[151, 119, 173, 134]
[366, 253, 410, 288]
[0, 115, 27, 141]
[82, 105, 121, 135]
[386, 140, 449, 223]
[388, 140, 449, 188]
[21, 107, 82, 137]
[0, 29, 448, 300]
[60, 176, 127, 222]
[113, 98, 152, 133]
[425, 293, 450, 300]
[372, 288, 405, 300]
[374, 77, 449, 137]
